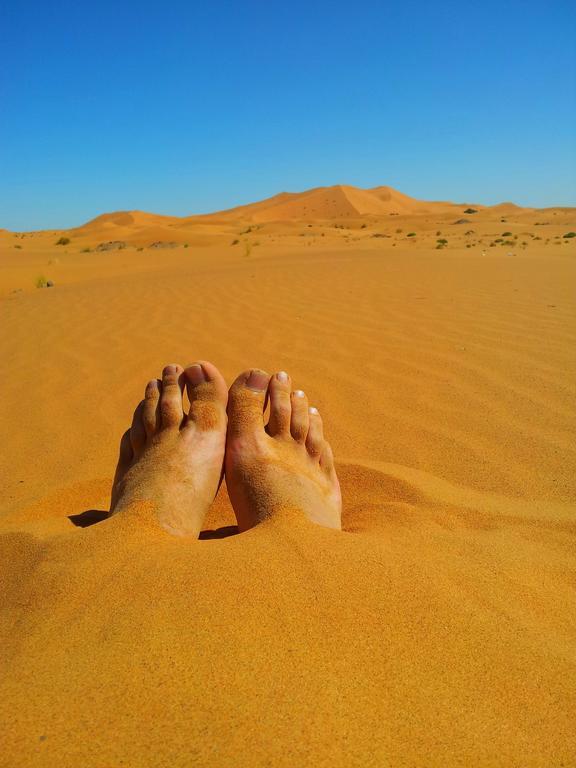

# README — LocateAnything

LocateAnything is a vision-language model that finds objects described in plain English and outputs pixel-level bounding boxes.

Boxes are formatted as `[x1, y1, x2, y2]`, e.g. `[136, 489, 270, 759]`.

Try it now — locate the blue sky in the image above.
[1, 0, 575, 230]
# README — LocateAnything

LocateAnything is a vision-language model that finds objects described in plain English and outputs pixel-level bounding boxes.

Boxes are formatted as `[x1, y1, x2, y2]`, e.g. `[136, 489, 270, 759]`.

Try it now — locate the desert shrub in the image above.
[361, 224, 367, 229]
[563, 232, 576, 238]
[435, 244, 444, 249]
[407, 232, 416, 237]
[14, 244, 22, 249]
[437, 238, 448, 245]
[231, 239, 239, 245]
[184, 243, 189, 248]
[436, 231, 441, 236]
[494, 238, 503, 243]
[502, 231, 512, 236]
[464, 208, 478, 214]
[56, 237, 70, 245]
[81, 248, 91, 253]
[36, 275, 48, 288]
[502, 240, 515, 246]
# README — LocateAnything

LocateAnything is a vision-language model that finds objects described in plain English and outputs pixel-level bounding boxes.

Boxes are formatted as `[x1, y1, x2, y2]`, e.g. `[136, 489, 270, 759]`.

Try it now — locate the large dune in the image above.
[0, 188, 575, 766]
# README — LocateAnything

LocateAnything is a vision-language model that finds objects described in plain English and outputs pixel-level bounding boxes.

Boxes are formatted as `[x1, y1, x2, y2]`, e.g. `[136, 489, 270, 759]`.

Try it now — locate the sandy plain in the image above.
[1, 185, 575, 767]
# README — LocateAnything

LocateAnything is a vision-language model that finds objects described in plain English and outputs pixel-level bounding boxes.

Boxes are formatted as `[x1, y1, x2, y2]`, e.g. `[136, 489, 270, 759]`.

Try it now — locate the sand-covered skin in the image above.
[1, 193, 575, 766]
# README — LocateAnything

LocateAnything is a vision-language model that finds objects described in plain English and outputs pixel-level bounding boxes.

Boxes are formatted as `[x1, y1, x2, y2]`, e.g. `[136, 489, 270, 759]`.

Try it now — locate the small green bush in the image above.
[563, 232, 576, 238]
[502, 231, 512, 236]
[36, 275, 48, 288]
[464, 208, 478, 214]
[407, 232, 416, 237]
[56, 237, 70, 246]
[437, 238, 448, 245]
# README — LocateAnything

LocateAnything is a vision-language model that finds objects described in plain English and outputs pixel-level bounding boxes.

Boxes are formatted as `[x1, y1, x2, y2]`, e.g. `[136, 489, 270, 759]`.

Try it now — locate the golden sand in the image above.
[1, 188, 575, 766]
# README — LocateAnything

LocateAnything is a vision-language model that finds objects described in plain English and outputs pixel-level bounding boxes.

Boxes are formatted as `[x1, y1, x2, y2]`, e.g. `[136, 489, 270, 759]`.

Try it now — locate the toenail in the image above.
[246, 370, 269, 392]
[187, 364, 207, 386]
[293, 390, 305, 398]
[309, 406, 319, 415]
[276, 371, 289, 383]
[164, 365, 177, 376]
[146, 379, 159, 393]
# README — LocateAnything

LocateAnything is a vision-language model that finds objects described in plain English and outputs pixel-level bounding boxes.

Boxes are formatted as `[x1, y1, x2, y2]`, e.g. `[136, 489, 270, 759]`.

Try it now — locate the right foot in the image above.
[109, 361, 228, 536]
[225, 370, 342, 531]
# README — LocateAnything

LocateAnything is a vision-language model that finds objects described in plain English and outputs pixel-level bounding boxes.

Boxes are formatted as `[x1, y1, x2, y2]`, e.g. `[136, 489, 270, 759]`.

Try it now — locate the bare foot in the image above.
[225, 369, 342, 531]
[110, 361, 228, 536]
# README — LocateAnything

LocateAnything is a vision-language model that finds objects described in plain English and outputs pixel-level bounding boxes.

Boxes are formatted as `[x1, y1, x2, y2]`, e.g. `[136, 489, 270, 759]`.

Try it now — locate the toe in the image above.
[159, 364, 184, 429]
[305, 406, 324, 459]
[184, 361, 227, 432]
[290, 389, 309, 443]
[266, 371, 292, 437]
[227, 368, 271, 438]
[130, 400, 147, 455]
[142, 379, 160, 436]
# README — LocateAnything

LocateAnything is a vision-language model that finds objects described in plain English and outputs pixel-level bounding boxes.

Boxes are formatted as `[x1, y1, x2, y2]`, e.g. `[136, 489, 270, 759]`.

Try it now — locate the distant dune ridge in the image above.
[77, 184, 487, 232]
[6, 183, 546, 240]
[5, 182, 552, 248]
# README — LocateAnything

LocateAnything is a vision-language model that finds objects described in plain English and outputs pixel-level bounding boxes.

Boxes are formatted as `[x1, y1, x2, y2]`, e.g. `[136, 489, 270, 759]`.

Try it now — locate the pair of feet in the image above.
[110, 362, 342, 536]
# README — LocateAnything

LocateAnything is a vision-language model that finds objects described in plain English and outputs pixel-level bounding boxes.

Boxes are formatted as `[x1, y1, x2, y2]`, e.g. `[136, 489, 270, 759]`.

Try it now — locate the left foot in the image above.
[225, 369, 342, 531]
[110, 361, 228, 536]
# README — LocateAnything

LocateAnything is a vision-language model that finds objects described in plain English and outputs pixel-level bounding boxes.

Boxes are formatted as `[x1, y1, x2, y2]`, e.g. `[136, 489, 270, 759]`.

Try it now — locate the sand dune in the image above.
[0, 188, 575, 766]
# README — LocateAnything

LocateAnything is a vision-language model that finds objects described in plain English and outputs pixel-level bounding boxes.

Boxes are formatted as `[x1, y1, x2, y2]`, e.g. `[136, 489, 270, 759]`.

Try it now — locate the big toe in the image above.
[227, 369, 271, 438]
[184, 361, 228, 432]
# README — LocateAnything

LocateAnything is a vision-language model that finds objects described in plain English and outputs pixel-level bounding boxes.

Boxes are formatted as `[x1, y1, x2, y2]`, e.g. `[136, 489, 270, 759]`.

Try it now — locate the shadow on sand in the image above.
[68, 510, 238, 539]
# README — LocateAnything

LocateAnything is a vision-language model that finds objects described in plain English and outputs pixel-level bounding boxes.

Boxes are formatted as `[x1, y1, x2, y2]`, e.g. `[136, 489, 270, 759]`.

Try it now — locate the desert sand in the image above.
[1, 185, 575, 767]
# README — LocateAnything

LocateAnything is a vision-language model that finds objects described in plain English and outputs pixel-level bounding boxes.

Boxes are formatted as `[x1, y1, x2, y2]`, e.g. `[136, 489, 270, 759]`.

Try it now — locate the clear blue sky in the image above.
[1, 0, 575, 230]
